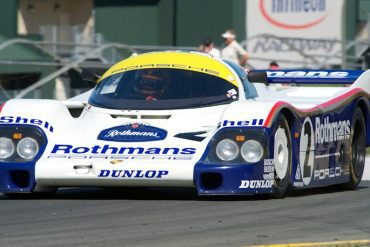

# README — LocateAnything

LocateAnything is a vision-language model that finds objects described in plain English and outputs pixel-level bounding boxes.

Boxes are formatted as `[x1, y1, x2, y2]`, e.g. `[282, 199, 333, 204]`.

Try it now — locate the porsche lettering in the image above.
[113, 63, 219, 76]
[314, 167, 343, 180]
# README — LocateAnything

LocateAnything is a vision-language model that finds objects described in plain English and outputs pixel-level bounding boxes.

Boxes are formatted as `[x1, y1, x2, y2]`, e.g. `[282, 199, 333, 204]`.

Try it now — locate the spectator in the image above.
[269, 61, 280, 70]
[199, 37, 221, 58]
[220, 29, 248, 66]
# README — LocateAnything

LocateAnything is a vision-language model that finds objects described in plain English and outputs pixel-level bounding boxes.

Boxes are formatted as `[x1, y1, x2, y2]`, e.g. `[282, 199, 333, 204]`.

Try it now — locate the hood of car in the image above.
[41, 105, 228, 164]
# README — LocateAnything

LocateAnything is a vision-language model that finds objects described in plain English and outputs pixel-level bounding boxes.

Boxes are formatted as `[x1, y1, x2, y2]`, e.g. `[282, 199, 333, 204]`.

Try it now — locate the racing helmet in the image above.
[133, 69, 171, 98]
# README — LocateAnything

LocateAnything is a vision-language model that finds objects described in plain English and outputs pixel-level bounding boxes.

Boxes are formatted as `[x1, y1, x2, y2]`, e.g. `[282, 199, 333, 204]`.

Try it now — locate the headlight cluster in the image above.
[205, 128, 267, 165]
[215, 139, 263, 163]
[0, 126, 45, 162]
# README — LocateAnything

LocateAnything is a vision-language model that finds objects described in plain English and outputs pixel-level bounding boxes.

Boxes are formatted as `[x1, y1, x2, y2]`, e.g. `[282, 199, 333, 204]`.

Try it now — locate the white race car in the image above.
[0, 51, 369, 198]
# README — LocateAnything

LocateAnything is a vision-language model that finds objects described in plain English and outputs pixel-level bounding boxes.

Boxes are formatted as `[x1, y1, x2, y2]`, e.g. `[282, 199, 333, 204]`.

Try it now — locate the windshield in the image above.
[89, 68, 239, 110]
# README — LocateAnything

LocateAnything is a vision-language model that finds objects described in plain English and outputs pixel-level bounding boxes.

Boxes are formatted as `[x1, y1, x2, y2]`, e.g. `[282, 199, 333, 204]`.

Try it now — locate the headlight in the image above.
[0, 137, 15, 159]
[216, 139, 239, 161]
[17, 137, 39, 160]
[241, 140, 263, 163]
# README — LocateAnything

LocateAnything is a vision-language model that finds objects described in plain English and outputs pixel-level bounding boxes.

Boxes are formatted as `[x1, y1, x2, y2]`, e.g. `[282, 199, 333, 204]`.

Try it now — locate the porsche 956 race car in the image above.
[0, 51, 369, 198]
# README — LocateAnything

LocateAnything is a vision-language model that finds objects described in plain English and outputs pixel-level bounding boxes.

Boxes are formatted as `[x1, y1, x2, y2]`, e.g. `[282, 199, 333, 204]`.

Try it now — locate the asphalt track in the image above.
[0, 160, 369, 247]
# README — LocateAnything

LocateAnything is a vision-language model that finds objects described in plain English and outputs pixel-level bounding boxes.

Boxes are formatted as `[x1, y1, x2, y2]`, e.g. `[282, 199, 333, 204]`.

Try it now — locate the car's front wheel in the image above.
[271, 115, 292, 198]
[345, 107, 366, 189]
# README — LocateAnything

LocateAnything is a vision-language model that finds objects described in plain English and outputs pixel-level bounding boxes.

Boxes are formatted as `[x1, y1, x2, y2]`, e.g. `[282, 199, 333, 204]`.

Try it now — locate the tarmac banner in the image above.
[246, 0, 344, 69]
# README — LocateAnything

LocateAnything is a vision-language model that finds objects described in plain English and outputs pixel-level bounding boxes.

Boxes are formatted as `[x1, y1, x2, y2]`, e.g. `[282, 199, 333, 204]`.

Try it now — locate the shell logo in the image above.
[259, 0, 328, 30]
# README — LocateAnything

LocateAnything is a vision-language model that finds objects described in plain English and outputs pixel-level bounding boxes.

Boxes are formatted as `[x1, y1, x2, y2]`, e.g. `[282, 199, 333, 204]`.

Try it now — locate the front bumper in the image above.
[194, 160, 274, 195]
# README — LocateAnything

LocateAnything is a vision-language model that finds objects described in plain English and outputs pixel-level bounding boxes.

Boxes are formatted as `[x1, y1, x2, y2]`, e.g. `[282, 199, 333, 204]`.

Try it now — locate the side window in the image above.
[100, 73, 122, 95]
[223, 61, 258, 99]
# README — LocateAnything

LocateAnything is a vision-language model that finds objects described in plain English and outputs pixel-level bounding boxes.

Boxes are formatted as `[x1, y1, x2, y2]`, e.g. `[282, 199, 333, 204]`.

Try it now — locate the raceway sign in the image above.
[246, 0, 344, 68]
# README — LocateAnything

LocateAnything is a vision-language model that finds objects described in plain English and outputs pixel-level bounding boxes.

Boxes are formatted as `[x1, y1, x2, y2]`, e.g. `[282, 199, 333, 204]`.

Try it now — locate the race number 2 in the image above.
[299, 117, 315, 185]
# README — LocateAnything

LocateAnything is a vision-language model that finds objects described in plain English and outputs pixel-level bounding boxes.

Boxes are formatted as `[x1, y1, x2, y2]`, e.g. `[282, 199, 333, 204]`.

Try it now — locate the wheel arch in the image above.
[279, 108, 297, 130]
[355, 97, 370, 147]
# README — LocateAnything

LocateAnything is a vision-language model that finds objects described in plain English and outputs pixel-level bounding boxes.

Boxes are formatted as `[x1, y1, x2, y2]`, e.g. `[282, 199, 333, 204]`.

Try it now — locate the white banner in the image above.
[246, 0, 344, 69]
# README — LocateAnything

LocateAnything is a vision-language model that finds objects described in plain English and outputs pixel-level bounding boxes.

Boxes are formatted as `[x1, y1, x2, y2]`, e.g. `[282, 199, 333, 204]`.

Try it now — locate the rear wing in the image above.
[249, 70, 365, 85]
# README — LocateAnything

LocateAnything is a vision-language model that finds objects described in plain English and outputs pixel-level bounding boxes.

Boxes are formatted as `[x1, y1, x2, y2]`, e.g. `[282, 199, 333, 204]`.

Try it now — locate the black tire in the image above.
[271, 115, 292, 198]
[345, 107, 366, 189]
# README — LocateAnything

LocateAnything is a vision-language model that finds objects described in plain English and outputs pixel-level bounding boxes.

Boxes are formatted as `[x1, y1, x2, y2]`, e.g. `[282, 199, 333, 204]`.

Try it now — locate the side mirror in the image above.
[247, 71, 267, 84]
[81, 68, 107, 82]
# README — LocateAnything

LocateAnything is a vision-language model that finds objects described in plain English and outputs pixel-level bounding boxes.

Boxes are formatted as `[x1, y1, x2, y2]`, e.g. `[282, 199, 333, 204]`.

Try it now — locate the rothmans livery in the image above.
[0, 51, 369, 198]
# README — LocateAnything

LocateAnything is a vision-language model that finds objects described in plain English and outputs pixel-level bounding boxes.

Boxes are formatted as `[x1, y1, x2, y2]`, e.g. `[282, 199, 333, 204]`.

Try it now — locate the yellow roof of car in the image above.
[99, 51, 238, 86]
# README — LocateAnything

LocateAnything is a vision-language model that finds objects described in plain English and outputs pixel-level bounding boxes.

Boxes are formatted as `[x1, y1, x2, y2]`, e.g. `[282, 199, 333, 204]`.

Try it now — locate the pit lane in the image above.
[0, 158, 369, 247]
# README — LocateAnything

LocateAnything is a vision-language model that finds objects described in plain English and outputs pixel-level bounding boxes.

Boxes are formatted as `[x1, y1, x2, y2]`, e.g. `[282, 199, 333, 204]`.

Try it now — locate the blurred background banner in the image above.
[247, 0, 344, 69]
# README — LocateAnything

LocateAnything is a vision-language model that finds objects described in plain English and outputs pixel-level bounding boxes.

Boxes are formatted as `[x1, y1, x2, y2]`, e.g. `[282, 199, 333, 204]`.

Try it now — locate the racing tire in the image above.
[271, 115, 292, 199]
[345, 107, 366, 190]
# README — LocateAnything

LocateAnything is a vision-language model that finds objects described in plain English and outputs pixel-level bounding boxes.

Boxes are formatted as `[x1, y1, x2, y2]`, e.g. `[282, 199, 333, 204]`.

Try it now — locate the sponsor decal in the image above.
[98, 123, 167, 142]
[48, 154, 193, 160]
[113, 63, 220, 76]
[51, 144, 196, 155]
[98, 169, 169, 178]
[226, 89, 238, 99]
[0, 116, 54, 132]
[267, 71, 349, 78]
[314, 167, 342, 180]
[264, 159, 274, 172]
[299, 116, 350, 185]
[315, 116, 350, 144]
[299, 117, 315, 186]
[263, 159, 275, 180]
[259, 0, 327, 30]
[48, 144, 196, 160]
[218, 118, 264, 128]
[263, 173, 274, 180]
[239, 180, 273, 189]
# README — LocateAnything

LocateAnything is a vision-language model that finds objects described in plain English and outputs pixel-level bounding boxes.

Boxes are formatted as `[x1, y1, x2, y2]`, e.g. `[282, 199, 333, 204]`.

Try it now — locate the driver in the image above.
[133, 69, 171, 100]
